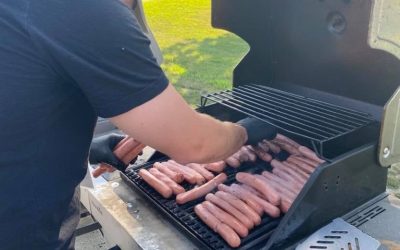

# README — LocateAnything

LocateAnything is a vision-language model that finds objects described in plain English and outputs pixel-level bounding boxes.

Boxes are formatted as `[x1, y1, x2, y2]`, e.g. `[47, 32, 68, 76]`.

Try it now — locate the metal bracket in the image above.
[379, 87, 400, 167]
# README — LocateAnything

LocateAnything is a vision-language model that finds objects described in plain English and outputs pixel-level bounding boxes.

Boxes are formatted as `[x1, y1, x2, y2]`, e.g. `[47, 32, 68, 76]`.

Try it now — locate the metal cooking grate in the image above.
[200, 84, 376, 143]
[122, 161, 281, 250]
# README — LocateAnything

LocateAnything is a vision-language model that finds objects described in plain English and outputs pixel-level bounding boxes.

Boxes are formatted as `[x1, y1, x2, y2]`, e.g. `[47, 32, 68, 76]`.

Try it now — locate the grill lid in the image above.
[212, 0, 400, 115]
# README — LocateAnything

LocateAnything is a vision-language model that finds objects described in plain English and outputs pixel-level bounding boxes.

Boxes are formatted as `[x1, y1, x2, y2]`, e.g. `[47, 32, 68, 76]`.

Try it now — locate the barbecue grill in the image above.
[121, 0, 400, 249]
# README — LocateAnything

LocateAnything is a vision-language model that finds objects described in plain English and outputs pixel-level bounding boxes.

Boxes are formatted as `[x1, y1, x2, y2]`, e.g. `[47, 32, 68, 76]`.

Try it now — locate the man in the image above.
[0, 0, 275, 249]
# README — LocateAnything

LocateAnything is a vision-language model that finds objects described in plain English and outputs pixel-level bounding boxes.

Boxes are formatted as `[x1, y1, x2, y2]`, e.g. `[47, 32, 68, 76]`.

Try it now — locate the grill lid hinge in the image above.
[379, 87, 400, 167]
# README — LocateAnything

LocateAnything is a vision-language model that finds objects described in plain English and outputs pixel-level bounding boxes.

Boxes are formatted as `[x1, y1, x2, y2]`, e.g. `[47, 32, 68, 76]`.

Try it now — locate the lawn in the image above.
[142, 0, 400, 194]
[142, 0, 248, 106]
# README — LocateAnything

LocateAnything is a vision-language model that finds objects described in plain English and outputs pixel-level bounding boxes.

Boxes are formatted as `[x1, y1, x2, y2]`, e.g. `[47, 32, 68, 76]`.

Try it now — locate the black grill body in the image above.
[121, 0, 399, 249]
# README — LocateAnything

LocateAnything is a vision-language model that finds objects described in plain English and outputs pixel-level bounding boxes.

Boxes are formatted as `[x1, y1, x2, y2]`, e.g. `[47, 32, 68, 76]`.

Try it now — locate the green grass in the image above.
[143, 0, 248, 105]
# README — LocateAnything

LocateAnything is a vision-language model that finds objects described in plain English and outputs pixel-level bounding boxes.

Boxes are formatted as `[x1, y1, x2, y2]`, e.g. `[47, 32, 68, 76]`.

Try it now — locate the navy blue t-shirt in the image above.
[0, 0, 168, 248]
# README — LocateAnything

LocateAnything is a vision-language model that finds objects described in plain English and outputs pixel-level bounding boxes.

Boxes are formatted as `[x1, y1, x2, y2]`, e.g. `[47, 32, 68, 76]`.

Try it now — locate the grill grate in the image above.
[122, 160, 281, 250]
[201, 84, 376, 143]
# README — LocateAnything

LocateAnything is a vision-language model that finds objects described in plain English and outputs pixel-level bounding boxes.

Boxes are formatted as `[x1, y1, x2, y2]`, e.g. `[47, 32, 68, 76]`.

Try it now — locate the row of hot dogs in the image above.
[137, 134, 325, 247]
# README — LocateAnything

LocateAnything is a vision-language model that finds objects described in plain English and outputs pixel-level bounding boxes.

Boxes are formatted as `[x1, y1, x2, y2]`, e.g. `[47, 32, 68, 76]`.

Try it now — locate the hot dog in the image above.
[121, 143, 145, 165]
[282, 161, 310, 180]
[298, 146, 325, 163]
[218, 184, 263, 216]
[272, 140, 300, 155]
[252, 146, 273, 162]
[162, 161, 197, 184]
[215, 191, 261, 225]
[290, 155, 320, 168]
[176, 173, 227, 204]
[271, 160, 307, 185]
[148, 168, 185, 195]
[231, 184, 280, 218]
[260, 172, 298, 199]
[271, 167, 303, 191]
[168, 160, 206, 185]
[187, 163, 214, 181]
[275, 134, 301, 148]
[205, 193, 254, 229]
[203, 201, 249, 238]
[225, 156, 241, 168]
[153, 162, 184, 183]
[263, 140, 281, 154]
[138, 169, 173, 198]
[203, 161, 226, 173]
[235, 172, 281, 206]
[194, 204, 241, 248]
[286, 156, 315, 174]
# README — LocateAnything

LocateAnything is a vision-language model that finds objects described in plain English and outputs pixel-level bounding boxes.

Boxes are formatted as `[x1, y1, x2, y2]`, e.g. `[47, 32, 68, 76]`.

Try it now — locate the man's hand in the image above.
[237, 117, 277, 145]
[89, 134, 127, 170]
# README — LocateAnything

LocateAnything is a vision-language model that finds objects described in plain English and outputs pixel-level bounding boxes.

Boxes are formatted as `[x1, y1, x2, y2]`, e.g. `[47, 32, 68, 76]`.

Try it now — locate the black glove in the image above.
[237, 117, 277, 145]
[89, 134, 126, 171]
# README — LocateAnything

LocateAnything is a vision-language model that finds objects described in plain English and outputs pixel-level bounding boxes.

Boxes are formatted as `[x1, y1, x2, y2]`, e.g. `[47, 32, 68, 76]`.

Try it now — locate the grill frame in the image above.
[122, 159, 284, 250]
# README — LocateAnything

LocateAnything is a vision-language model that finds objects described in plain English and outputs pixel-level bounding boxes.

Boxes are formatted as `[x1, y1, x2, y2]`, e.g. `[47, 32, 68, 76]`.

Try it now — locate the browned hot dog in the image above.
[215, 191, 261, 225]
[205, 193, 254, 229]
[194, 204, 241, 248]
[203, 161, 226, 173]
[148, 168, 185, 195]
[176, 173, 227, 204]
[168, 160, 205, 185]
[231, 184, 280, 218]
[153, 162, 184, 183]
[187, 163, 214, 181]
[138, 169, 173, 198]
[203, 201, 249, 238]
[235, 172, 281, 206]
[162, 161, 197, 184]
[218, 184, 263, 215]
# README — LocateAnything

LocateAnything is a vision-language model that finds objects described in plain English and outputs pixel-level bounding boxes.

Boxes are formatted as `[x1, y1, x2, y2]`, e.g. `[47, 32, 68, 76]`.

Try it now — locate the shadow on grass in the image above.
[161, 34, 248, 105]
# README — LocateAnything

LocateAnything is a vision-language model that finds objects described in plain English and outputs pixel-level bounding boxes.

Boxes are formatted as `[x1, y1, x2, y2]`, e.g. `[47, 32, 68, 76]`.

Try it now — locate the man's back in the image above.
[0, 0, 168, 248]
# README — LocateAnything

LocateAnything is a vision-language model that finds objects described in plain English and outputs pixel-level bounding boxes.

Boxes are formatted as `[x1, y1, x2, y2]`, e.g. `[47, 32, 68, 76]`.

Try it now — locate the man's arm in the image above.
[111, 84, 247, 164]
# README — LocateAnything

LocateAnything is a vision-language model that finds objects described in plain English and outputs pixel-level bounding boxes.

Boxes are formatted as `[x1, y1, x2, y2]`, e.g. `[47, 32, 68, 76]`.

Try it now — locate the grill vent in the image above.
[348, 205, 386, 227]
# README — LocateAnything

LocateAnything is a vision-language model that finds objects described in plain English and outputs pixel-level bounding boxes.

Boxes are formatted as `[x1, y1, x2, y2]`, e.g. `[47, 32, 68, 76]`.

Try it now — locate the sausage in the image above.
[115, 136, 130, 149]
[203, 201, 249, 238]
[291, 155, 320, 168]
[275, 134, 301, 148]
[271, 160, 307, 185]
[271, 167, 304, 191]
[194, 204, 241, 248]
[252, 146, 273, 162]
[263, 140, 281, 154]
[218, 184, 264, 216]
[261, 172, 298, 199]
[215, 191, 261, 225]
[203, 161, 226, 173]
[225, 156, 241, 168]
[272, 140, 300, 155]
[257, 174, 294, 213]
[187, 163, 214, 181]
[282, 161, 310, 180]
[153, 162, 184, 183]
[257, 141, 270, 152]
[162, 161, 197, 184]
[205, 193, 254, 229]
[121, 143, 145, 165]
[244, 146, 257, 162]
[240, 184, 263, 197]
[231, 184, 280, 218]
[138, 169, 173, 198]
[176, 173, 227, 204]
[298, 146, 325, 163]
[286, 156, 315, 174]
[168, 160, 205, 185]
[114, 138, 141, 160]
[236, 148, 249, 162]
[235, 172, 281, 206]
[148, 168, 185, 195]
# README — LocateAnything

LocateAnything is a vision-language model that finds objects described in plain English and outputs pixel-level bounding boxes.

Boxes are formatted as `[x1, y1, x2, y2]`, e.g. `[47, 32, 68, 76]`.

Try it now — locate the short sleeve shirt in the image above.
[0, 0, 168, 248]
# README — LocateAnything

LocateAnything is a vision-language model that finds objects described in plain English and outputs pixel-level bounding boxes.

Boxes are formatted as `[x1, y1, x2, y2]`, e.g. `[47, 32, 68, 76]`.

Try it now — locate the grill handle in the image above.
[379, 87, 400, 167]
